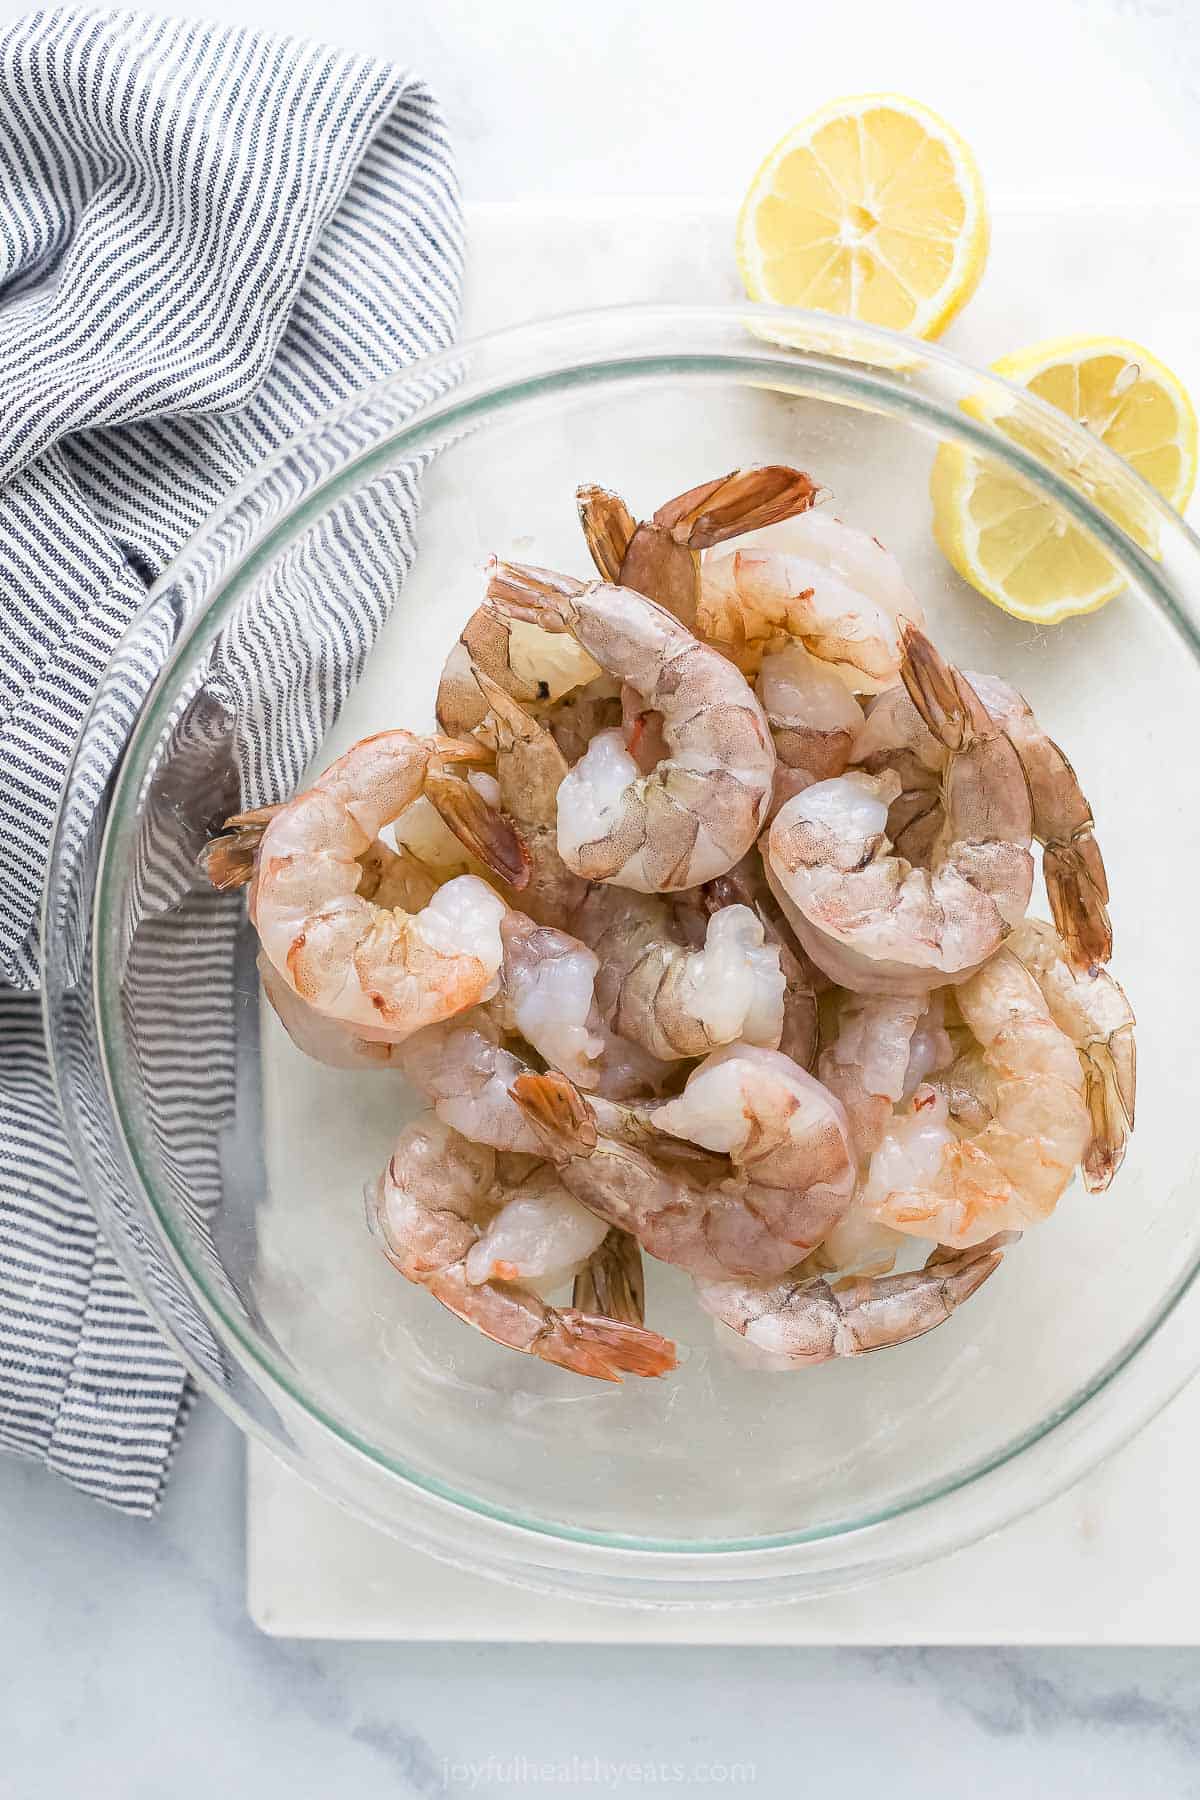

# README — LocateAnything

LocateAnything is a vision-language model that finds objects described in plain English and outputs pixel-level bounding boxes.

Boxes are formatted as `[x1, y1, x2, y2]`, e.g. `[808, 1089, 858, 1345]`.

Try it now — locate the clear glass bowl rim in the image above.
[47, 301, 1200, 1598]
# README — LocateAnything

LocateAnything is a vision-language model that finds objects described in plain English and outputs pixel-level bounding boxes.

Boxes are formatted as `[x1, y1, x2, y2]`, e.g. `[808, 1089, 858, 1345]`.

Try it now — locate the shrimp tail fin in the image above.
[543, 1310, 677, 1381]
[655, 464, 821, 549]
[573, 1228, 646, 1326]
[426, 733, 494, 766]
[424, 769, 532, 891]
[577, 484, 636, 583]
[614, 528, 700, 626]
[924, 1238, 1009, 1307]
[510, 1071, 599, 1158]
[1081, 1044, 1134, 1192]
[899, 622, 970, 751]
[484, 558, 584, 630]
[469, 667, 543, 745]
[1045, 839, 1113, 969]
[200, 804, 285, 889]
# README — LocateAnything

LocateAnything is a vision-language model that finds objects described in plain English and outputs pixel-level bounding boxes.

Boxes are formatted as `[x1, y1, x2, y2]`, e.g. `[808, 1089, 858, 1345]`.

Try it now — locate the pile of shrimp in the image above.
[204, 465, 1136, 1384]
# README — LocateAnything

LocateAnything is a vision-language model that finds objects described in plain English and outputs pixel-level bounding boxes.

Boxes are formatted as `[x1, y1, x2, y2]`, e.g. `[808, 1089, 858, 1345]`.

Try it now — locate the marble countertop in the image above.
[7, 1404, 1200, 1796]
[4, 0, 1200, 1793]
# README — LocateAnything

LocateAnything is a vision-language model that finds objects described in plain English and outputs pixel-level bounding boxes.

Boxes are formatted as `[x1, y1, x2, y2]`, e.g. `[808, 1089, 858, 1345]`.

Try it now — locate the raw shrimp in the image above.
[695, 1235, 1011, 1368]
[818, 990, 953, 1163]
[368, 1117, 676, 1381]
[464, 1164, 610, 1289]
[697, 510, 925, 689]
[766, 626, 1034, 994]
[257, 952, 406, 1070]
[813, 991, 954, 1277]
[756, 642, 866, 808]
[577, 465, 820, 628]
[696, 856, 821, 1069]
[574, 884, 785, 1063]
[202, 732, 528, 1041]
[650, 1044, 854, 1198]
[573, 1228, 646, 1326]
[259, 905, 604, 1087]
[967, 672, 1112, 967]
[463, 672, 591, 927]
[511, 1046, 855, 1280]
[851, 679, 946, 866]
[484, 561, 776, 891]
[488, 909, 604, 1086]
[1006, 918, 1135, 1190]
[398, 1012, 547, 1152]
[856, 670, 1113, 968]
[863, 942, 1093, 1247]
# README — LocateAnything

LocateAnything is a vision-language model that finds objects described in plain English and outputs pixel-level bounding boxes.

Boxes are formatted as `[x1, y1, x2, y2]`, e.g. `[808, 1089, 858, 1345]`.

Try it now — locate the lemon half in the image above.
[931, 336, 1198, 623]
[737, 94, 989, 342]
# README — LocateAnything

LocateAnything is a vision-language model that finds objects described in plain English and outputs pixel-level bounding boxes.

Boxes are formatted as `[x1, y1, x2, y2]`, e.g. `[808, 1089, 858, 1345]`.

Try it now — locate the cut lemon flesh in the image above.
[738, 94, 989, 342]
[931, 336, 1198, 623]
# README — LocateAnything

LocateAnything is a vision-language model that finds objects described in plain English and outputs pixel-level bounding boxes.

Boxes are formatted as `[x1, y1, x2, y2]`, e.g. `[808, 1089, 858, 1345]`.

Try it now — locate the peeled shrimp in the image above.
[464, 1164, 610, 1289]
[851, 679, 946, 867]
[257, 952, 406, 1070]
[203, 732, 530, 1040]
[856, 669, 1113, 969]
[574, 885, 785, 1063]
[696, 856, 820, 1069]
[484, 561, 776, 891]
[767, 626, 1034, 994]
[368, 1117, 676, 1381]
[1006, 918, 1135, 1190]
[967, 672, 1112, 967]
[863, 942, 1093, 1247]
[399, 1012, 546, 1152]
[512, 1046, 855, 1280]
[695, 1235, 1011, 1368]
[756, 642, 866, 810]
[697, 510, 925, 689]
[578, 465, 820, 628]
[813, 991, 954, 1277]
[819, 990, 954, 1163]
[650, 1044, 854, 1199]
[489, 909, 604, 1086]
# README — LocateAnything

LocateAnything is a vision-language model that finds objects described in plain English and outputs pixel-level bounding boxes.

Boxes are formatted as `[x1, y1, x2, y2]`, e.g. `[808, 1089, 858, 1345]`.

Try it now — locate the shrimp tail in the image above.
[424, 767, 531, 890]
[1045, 838, 1113, 969]
[899, 622, 972, 750]
[510, 1070, 599, 1158]
[541, 1308, 677, 1380]
[577, 485, 636, 583]
[614, 529, 700, 626]
[426, 733, 494, 766]
[579, 467, 820, 627]
[484, 558, 584, 630]
[200, 804, 285, 889]
[1080, 1034, 1136, 1192]
[835, 1234, 1011, 1353]
[573, 1227, 646, 1326]
[653, 465, 821, 549]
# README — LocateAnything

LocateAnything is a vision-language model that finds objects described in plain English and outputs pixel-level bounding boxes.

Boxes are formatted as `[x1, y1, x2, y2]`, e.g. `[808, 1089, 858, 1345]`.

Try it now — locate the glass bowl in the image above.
[44, 305, 1200, 1608]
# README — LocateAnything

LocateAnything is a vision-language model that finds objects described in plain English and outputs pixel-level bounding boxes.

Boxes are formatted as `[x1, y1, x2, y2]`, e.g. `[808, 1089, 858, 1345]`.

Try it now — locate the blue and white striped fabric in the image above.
[0, 7, 462, 1512]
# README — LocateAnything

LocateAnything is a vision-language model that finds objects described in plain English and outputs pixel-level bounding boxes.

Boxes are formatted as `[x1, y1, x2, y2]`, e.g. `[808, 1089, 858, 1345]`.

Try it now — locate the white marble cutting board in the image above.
[248, 198, 1200, 1643]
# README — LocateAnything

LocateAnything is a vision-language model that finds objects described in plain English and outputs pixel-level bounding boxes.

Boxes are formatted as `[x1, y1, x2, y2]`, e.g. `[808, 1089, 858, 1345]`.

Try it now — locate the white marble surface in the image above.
[4, 0, 1200, 1791]
[9, 1405, 1200, 1796]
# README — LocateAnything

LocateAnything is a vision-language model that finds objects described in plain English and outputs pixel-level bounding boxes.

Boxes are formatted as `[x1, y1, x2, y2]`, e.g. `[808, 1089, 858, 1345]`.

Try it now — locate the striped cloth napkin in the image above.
[0, 7, 462, 1512]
